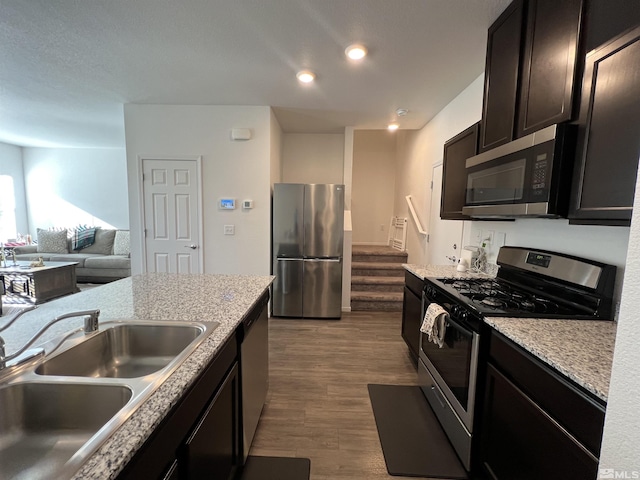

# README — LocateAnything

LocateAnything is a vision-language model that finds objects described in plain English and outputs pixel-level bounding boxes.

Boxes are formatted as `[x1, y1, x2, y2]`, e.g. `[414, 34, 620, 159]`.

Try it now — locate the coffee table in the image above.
[0, 261, 79, 306]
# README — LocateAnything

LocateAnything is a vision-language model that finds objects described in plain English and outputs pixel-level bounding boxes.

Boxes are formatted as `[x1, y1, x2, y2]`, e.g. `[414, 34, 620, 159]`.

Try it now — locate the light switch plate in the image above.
[224, 225, 235, 235]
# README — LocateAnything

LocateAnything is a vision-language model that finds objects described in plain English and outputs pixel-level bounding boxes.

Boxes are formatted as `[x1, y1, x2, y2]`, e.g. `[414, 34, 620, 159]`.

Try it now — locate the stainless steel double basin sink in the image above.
[0, 320, 219, 480]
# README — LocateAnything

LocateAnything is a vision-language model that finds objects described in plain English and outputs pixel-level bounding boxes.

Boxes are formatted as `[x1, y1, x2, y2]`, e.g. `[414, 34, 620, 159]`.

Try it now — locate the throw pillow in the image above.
[37, 228, 69, 253]
[73, 227, 97, 251]
[81, 228, 117, 255]
[113, 230, 130, 256]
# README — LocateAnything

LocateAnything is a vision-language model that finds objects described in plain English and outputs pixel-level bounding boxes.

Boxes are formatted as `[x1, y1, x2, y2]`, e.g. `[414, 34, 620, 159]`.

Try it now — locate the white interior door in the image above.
[428, 164, 464, 265]
[142, 158, 203, 273]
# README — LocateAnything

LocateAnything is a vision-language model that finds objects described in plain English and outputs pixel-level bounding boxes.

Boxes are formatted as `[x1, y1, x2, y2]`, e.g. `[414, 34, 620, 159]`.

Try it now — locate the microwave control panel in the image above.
[532, 152, 549, 196]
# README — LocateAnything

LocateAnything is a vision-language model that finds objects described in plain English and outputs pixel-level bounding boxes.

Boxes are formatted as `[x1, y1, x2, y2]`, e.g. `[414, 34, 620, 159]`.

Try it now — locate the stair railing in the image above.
[405, 195, 428, 236]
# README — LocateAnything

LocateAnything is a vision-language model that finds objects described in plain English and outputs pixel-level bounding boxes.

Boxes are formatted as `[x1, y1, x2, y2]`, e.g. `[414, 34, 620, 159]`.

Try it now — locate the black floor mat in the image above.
[368, 384, 468, 479]
[239, 456, 311, 480]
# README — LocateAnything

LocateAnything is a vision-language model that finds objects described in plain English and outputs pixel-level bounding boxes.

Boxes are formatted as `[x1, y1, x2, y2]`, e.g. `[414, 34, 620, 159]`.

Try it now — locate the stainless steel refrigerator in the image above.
[272, 183, 344, 319]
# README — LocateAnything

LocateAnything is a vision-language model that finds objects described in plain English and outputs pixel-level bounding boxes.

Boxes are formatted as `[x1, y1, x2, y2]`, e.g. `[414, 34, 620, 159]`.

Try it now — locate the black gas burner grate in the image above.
[442, 278, 562, 315]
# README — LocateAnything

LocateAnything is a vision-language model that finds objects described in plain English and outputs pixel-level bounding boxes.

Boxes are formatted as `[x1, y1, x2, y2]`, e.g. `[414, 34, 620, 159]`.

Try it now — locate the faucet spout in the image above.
[0, 308, 100, 371]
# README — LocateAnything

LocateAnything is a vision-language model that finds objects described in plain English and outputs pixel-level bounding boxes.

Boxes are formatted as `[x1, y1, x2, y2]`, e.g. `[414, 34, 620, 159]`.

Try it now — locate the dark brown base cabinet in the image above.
[117, 333, 242, 480]
[481, 331, 605, 480]
[401, 271, 423, 363]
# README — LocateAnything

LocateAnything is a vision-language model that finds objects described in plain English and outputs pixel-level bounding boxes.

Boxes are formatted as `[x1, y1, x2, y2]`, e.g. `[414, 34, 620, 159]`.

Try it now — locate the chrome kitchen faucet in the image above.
[0, 307, 100, 371]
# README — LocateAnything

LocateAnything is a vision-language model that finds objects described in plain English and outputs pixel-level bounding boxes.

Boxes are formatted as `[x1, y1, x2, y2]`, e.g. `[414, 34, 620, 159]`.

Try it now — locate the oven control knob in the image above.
[451, 305, 460, 317]
[459, 310, 468, 322]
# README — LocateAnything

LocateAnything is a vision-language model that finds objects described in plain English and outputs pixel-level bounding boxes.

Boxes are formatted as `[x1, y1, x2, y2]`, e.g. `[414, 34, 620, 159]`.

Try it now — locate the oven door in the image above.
[418, 306, 479, 433]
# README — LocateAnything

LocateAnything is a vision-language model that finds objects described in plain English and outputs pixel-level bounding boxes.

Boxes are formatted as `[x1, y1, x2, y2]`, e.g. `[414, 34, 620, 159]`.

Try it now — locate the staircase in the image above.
[351, 245, 408, 311]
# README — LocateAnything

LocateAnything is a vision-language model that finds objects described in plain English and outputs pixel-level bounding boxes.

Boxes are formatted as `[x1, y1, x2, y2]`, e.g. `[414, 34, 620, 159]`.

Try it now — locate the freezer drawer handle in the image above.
[303, 258, 341, 262]
[276, 258, 299, 261]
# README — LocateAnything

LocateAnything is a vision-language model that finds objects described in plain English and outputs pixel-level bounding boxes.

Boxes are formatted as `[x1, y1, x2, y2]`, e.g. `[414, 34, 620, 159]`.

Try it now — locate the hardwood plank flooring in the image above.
[250, 311, 421, 480]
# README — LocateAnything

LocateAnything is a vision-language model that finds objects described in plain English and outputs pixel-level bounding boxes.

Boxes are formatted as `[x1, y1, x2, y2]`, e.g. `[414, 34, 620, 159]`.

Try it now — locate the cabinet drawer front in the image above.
[489, 330, 605, 457]
[404, 271, 424, 297]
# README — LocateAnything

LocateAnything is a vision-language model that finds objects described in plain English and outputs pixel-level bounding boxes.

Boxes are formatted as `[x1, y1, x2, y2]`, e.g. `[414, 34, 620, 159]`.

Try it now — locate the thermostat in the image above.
[219, 198, 236, 210]
[242, 200, 254, 209]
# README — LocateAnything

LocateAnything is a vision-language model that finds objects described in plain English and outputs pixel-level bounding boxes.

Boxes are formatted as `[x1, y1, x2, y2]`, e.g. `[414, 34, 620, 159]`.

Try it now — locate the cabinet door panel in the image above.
[479, 0, 524, 152]
[481, 364, 598, 480]
[517, 0, 583, 137]
[183, 364, 240, 480]
[401, 286, 422, 361]
[569, 26, 640, 224]
[441, 123, 479, 220]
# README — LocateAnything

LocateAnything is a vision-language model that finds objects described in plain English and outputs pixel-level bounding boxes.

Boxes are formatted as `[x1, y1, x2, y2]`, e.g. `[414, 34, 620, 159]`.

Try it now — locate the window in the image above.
[0, 175, 17, 241]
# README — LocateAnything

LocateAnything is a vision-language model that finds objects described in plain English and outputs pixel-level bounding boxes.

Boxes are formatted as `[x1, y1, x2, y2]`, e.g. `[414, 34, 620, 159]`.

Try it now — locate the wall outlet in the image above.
[224, 225, 235, 235]
[481, 230, 494, 246]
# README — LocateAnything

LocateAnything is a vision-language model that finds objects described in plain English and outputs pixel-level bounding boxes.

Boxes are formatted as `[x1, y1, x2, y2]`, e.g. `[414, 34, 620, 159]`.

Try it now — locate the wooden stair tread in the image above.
[351, 245, 407, 256]
[351, 291, 404, 302]
[351, 261, 405, 269]
[351, 275, 405, 285]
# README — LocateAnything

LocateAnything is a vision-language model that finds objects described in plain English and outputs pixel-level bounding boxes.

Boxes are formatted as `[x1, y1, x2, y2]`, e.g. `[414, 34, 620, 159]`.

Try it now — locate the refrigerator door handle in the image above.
[304, 258, 342, 262]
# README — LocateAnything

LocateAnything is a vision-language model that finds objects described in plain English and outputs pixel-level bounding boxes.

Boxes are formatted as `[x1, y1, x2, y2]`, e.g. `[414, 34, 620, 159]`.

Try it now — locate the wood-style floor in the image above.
[250, 311, 420, 480]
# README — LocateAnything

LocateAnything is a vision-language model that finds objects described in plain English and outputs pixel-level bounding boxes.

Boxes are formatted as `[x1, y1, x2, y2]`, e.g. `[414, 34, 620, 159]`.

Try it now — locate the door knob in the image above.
[185, 245, 198, 250]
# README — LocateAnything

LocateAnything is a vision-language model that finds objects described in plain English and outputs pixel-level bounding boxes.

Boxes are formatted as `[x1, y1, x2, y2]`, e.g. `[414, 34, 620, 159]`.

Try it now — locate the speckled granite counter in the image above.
[403, 263, 494, 280]
[484, 317, 615, 402]
[0, 273, 273, 480]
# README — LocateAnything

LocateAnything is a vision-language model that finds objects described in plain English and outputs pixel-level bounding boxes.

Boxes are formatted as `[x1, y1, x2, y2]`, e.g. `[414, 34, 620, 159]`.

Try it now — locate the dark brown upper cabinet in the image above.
[569, 26, 640, 226]
[478, 0, 525, 153]
[441, 123, 479, 220]
[479, 0, 585, 153]
[516, 0, 584, 138]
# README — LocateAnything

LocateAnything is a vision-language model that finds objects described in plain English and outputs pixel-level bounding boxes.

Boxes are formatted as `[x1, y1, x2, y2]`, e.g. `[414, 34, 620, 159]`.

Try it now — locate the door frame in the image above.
[137, 155, 204, 273]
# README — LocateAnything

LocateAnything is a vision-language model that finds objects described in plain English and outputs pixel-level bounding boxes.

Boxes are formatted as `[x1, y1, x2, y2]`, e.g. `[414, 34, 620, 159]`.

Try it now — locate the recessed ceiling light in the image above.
[396, 108, 409, 116]
[296, 70, 316, 83]
[388, 123, 399, 131]
[345, 44, 367, 60]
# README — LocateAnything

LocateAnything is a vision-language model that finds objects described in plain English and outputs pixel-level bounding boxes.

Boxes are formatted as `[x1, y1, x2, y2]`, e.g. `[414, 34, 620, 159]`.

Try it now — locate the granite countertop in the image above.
[484, 317, 616, 402]
[403, 263, 494, 280]
[0, 273, 273, 480]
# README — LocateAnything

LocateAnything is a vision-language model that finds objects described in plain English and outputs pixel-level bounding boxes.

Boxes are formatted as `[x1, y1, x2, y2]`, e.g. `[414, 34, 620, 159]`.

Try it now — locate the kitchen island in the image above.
[0, 273, 273, 480]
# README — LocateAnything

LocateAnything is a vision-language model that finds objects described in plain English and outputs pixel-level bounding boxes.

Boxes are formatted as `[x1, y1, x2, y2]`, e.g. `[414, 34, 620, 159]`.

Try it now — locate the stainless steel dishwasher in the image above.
[239, 292, 269, 463]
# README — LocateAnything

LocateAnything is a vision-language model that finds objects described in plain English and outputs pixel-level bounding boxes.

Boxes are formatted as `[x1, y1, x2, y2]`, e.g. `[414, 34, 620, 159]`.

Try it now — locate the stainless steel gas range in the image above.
[418, 246, 616, 472]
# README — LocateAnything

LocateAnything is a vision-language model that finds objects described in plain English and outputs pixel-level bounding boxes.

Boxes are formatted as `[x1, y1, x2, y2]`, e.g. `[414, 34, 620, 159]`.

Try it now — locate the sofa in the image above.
[13, 228, 131, 283]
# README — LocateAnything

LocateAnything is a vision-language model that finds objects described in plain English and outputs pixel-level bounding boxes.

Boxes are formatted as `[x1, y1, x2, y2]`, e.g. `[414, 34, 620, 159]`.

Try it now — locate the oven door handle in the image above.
[422, 292, 474, 338]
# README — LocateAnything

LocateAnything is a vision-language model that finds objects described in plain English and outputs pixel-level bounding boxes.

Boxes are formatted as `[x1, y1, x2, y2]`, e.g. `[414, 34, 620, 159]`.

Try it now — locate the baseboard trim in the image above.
[342, 307, 352, 312]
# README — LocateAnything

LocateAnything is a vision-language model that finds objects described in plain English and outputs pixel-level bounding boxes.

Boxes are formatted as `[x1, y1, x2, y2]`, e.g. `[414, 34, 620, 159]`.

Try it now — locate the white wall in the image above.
[352, 131, 397, 245]
[124, 104, 272, 276]
[281, 133, 344, 184]
[0, 141, 29, 236]
[599, 170, 640, 475]
[394, 74, 485, 265]
[22, 147, 128, 232]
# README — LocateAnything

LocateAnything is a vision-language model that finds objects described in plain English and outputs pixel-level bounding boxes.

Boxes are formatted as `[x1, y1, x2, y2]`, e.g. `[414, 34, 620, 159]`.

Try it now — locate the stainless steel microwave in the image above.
[462, 124, 577, 218]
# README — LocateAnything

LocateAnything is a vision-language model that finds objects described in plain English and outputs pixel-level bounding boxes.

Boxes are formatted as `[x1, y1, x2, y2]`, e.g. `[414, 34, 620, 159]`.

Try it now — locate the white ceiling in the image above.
[0, 0, 511, 148]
